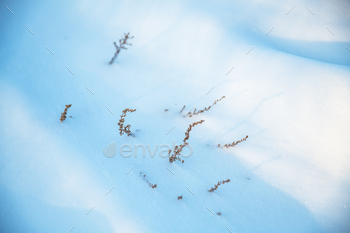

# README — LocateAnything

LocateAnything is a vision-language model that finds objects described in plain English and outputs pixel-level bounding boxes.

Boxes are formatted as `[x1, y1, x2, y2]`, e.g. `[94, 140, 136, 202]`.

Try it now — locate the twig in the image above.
[208, 179, 230, 192]
[187, 96, 225, 117]
[168, 120, 205, 163]
[218, 135, 248, 148]
[109, 32, 134, 64]
[60, 104, 72, 122]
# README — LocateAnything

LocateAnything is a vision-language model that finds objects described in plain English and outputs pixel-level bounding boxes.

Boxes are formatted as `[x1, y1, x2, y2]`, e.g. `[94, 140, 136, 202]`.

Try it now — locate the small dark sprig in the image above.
[60, 104, 72, 122]
[208, 179, 230, 192]
[140, 172, 157, 189]
[109, 32, 134, 64]
[187, 96, 225, 117]
[218, 135, 248, 148]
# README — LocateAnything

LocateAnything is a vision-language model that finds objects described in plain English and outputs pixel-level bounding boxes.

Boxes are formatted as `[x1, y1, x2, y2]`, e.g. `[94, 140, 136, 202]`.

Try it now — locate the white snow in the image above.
[1, 0, 349, 232]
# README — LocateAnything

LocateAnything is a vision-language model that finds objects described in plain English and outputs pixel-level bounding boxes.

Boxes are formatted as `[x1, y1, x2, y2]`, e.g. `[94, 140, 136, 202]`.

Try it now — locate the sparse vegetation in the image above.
[179, 105, 186, 113]
[208, 179, 230, 192]
[186, 96, 225, 117]
[109, 32, 134, 64]
[218, 135, 248, 148]
[177, 195, 183, 200]
[140, 172, 157, 188]
[118, 108, 136, 136]
[168, 120, 205, 163]
[60, 104, 72, 122]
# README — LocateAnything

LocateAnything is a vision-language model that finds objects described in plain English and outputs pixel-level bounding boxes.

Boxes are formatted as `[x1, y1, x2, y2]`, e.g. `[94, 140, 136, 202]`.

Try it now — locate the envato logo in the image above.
[103, 141, 193, 158]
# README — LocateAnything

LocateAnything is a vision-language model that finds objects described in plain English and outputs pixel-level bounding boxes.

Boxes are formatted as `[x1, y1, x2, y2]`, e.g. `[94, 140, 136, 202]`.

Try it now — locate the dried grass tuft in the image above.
[208, 179, 230, 192]
[218, 135, 248, 148]
[168, 120, 205, 163]
[118, 108, 136, 136]
[60, 104, 72, 122]
[187, 96, 225, 117]
[109, 32, 134, 64]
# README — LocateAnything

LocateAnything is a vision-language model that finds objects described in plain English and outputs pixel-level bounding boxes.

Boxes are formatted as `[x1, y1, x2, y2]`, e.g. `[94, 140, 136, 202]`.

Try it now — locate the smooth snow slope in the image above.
[1, 0, 349, 232]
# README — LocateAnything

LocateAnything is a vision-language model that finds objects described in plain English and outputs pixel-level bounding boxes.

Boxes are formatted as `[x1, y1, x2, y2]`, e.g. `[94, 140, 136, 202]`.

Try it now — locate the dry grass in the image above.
[177, 195, 183, 200]
[140, 172, 157, 189]
[208, 179, 230, 192]
[118, 108, 136, 136]
[179, 105, 186, 113]
[60, 104, 72, 122]
[109, 32, 134, 64]
[168, 120, 205, 163]
[187, 96, 225, 117]
[218, 135, 248, 148]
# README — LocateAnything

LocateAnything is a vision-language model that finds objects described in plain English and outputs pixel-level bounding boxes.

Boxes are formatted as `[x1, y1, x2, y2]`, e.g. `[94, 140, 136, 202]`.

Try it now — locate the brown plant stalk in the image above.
[187, 96, 225, 117]
[179, 105, 186, 113]
[60, 104, 72, 122]
[140, 172, 157, 189]
[109, 32, 134, 64]
[208, 179, 230, 192]
[218, 135, 248, 148]
[118, 108, 136, 136]
[168, 120, 205, 163]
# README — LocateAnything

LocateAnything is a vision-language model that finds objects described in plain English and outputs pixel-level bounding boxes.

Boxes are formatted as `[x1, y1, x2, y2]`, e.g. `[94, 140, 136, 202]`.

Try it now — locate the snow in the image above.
[1, 0, 349, 232]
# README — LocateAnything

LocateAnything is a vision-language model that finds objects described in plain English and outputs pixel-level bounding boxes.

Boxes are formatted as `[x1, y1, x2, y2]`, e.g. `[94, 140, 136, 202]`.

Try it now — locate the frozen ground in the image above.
[0, 0, 350, 232]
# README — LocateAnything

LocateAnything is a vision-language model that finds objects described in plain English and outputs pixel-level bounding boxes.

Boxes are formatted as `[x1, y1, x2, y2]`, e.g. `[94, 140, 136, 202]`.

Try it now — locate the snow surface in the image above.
[1, 0, 350, 232]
